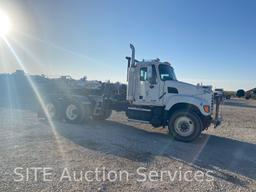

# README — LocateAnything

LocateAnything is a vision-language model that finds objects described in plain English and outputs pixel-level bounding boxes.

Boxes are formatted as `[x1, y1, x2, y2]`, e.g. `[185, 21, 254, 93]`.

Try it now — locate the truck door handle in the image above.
[149, 85, 154, 89]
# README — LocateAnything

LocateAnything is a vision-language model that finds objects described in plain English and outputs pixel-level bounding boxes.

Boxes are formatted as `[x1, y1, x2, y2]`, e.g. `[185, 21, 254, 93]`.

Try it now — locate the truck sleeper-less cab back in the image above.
[126, 44, 222, 142]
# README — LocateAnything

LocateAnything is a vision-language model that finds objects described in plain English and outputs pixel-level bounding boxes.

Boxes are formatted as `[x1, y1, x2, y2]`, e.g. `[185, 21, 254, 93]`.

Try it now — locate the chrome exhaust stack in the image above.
[130, 44, 136, 67]
[126, 44, 136, 102]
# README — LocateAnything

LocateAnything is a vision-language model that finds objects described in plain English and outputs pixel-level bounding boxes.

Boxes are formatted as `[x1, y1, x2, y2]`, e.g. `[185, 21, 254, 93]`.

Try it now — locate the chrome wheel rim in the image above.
[66, 104, 78, 120]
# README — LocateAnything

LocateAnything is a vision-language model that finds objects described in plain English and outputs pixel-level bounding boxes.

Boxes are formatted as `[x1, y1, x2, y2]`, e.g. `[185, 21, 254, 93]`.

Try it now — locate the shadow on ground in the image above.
[52, 120, 256, 186]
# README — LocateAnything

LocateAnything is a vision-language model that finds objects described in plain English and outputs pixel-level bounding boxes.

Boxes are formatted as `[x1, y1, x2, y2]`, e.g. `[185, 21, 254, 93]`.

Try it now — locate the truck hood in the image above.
[164, 80, 213, 110]
[165, 80, 212, 96]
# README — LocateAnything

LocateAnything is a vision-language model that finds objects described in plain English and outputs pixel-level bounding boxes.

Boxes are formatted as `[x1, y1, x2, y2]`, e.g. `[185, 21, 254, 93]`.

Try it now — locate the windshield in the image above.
[158, 64, 177, 81]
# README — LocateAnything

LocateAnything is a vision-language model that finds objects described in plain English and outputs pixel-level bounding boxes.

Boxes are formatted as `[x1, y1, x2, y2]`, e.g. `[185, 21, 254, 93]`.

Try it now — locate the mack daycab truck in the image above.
[39, 44, 222, 142]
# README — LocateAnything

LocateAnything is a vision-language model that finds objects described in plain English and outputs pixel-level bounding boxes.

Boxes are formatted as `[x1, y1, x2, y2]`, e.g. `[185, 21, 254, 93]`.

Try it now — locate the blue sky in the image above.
[0, 0, 256, 90]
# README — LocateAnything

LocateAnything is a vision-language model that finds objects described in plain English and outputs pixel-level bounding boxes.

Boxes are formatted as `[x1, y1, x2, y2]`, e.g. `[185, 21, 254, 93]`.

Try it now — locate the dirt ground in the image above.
[0, 98, 255, 192]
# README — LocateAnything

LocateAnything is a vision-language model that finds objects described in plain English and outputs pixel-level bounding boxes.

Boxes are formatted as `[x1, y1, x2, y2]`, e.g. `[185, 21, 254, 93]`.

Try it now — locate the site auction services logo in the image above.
[13, 167, 214, 183]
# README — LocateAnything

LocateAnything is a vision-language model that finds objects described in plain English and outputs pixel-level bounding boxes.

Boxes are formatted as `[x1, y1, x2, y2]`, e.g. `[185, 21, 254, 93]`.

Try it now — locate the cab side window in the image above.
[140, 67, 147, 81]
[148, 65, 157, 84]
[151, 65, 157, 84]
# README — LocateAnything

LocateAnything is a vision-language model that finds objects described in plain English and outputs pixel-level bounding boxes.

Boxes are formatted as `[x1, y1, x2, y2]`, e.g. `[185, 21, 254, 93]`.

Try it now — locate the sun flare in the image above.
[0, 10, 11, 36]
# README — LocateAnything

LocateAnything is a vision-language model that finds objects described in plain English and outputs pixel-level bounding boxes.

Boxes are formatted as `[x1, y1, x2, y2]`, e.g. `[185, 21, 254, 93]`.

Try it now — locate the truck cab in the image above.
[126, 44, 222, 141]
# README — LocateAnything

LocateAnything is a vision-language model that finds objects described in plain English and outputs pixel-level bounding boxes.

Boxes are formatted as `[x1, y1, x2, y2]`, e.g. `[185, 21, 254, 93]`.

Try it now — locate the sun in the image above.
[0, 10, 11, 36]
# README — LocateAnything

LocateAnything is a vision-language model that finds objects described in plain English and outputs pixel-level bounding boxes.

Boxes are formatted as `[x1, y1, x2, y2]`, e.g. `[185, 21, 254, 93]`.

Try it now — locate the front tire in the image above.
[168, 109, 202, 142]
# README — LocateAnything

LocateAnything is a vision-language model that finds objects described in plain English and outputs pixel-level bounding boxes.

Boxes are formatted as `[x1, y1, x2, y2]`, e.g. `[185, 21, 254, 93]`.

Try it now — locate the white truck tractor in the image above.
[39, 44, 222, 142]
[125, 44, 222, 141]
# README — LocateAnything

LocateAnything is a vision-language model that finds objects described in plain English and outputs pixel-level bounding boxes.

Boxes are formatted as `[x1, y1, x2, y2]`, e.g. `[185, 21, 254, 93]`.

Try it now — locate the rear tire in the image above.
[64, 101, 85, 124]
[92, 109, 112, 120]
[92, 100, 112, 120]
[168, 109, 202, 142]
[38, 100, 61, 120]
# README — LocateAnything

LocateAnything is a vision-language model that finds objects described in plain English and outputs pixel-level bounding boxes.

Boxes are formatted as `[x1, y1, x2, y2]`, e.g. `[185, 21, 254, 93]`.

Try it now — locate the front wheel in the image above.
[168, 109, 202, 142]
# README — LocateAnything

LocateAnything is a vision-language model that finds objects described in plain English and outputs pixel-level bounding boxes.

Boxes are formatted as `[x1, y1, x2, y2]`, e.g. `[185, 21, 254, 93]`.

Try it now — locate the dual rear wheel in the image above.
[39, 99, 85, 123]
[43, 100, 111, 124]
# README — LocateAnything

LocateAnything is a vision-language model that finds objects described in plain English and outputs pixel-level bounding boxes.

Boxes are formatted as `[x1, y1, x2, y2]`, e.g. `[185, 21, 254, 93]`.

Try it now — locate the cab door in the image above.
[136, 66, 147, 103]
[145, 65, 160, 104]
[136, 65, 160, 105]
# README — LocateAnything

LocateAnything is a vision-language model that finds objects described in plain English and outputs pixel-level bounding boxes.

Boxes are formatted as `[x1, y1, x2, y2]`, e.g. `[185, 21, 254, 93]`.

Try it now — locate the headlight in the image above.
[203, 105, 210, 113]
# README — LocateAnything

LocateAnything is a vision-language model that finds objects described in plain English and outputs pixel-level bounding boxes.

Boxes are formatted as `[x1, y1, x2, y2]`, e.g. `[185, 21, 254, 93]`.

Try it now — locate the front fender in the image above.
[164, 95, 210, 116]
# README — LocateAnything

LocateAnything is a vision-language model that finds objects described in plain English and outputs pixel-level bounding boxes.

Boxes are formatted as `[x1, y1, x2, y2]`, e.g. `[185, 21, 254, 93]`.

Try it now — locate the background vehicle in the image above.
[214, 88, 225, 101]
[245, 88, 256, 100]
